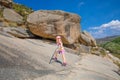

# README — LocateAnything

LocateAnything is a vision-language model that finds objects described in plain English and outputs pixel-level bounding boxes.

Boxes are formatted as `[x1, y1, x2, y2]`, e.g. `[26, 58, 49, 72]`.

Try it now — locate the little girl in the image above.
[54, 35, 67, 66]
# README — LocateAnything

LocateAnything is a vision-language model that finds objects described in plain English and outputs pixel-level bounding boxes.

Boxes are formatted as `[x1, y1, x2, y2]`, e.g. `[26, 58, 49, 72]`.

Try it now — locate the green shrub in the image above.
[100, 37, 120, 59]
[104, 42, 120, 54]
[12, 3, 33, 21]
[100, 49, 106, 57]
[112, 53, 120, 59]
[111, 37, 120, 45]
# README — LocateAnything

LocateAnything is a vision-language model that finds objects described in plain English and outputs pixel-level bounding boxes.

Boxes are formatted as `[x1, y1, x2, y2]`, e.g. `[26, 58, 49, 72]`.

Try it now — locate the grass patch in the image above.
[113, 60, 120, 69]
[12, 3, 33, 21]
[100, 49, 106, 57]
[112, 53, 120, 59]
[8, 22, 18, 27]
[0, 9, 3, 18]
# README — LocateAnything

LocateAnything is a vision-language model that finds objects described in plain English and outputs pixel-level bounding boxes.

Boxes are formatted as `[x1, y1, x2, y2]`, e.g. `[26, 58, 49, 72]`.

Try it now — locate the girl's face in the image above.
[57, 38, 61, 42]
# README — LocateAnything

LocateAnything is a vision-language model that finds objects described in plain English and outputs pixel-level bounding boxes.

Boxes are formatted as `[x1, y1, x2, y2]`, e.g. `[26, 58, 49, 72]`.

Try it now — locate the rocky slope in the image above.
[0, 34, 120, 80]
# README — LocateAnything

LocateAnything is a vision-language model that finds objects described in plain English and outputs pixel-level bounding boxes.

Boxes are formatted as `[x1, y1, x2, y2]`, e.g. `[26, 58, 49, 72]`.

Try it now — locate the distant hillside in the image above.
[96, 35, 120, 44]
[100, 37, 120, 58]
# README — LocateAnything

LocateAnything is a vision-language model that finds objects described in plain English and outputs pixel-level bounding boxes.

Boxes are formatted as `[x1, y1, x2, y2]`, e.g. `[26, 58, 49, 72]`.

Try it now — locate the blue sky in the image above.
[13, 0, 120, 38]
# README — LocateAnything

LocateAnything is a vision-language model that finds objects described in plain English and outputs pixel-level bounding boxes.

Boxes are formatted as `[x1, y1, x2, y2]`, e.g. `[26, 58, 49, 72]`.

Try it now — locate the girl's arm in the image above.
[60, 42, 64, 50]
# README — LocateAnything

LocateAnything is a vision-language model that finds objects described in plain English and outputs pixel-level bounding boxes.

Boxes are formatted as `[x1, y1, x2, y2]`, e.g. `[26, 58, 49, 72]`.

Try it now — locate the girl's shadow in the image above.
[52, 58, 62, 65]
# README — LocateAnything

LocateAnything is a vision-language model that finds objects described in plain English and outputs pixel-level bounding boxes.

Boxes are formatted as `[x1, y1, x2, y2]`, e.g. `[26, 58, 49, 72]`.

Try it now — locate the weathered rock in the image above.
[0, 34, 120, 80]
[79, 31, 97, 47]
[0, 22, 4, 26]
[73, 44, 94, 55]
[0, 0, 12, 8]
[3, 8, 23, 24]
[0, 4, 2, 9]
[79, 44, 91, 53]
[1, 27, 34, 38]
[0, 26, 14, 38]
[27, 10, 81, 44]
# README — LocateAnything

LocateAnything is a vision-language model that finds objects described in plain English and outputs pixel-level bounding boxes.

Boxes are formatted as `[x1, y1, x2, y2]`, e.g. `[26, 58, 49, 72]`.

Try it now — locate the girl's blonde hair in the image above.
[56, 36, 61, 39]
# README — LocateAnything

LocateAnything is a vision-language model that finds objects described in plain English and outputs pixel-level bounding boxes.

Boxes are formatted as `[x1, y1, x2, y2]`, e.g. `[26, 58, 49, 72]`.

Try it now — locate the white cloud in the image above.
[101, 20, 120, 29]
[89, 20, 120, 38]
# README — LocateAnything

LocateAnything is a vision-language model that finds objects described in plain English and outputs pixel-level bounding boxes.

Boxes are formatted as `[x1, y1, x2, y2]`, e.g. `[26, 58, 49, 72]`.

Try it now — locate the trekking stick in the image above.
[49, 46, 58, 64]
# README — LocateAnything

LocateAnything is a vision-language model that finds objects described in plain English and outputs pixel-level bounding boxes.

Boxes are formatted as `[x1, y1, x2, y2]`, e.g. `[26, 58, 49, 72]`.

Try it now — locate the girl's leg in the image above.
[61, 53, 66, 63]
[53, 50, 58, 61]
[54, 51, 58, 58]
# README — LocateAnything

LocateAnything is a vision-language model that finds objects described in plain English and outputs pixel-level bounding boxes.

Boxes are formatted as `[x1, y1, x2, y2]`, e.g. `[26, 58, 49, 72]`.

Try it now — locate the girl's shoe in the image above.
[62, 62, 67, 66]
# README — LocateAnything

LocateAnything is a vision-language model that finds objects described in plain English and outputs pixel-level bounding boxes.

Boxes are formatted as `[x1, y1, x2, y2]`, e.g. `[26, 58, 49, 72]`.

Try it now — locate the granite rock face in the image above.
[27, 10, 81, 44]
[3, 8, 23, 24]
[0, 0, 12, 8]
[0, 27, 34, 38]
[27, 10, 97, 47]
[0, 34, 119, 80]
[79, 31, 97, 47]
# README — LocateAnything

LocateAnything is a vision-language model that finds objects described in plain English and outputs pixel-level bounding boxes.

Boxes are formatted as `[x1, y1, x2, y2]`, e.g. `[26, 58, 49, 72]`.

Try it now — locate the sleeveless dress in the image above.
[57, 42, 65, 54]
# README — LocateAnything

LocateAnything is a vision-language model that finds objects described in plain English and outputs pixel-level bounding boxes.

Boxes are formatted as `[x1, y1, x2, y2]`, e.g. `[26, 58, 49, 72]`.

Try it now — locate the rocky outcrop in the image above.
[27, 10, 81, 44]
[3, 8, 23, 24]
[0, 0, 12, 8]
[27, 10, 97, 47]
[0, 0, 97, 47]
[79, 31, 97, 47]
[0, 27, 35, 38]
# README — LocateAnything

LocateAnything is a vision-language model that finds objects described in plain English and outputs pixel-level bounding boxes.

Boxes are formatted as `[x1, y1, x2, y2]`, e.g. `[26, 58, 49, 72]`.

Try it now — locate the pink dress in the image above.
[57, 42, 65, 54]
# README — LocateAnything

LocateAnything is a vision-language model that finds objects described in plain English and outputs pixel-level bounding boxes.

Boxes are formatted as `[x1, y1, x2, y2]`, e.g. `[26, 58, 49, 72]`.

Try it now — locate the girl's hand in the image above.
[60, 46, 64, 50]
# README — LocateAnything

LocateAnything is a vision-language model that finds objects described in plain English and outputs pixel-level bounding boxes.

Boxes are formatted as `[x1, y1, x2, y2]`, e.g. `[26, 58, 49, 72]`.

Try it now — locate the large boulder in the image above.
[3, 8, 23, 24]
[0, 0, 12, 8]
[27, 10, 81, 44]
[79, 31, 97, 47]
